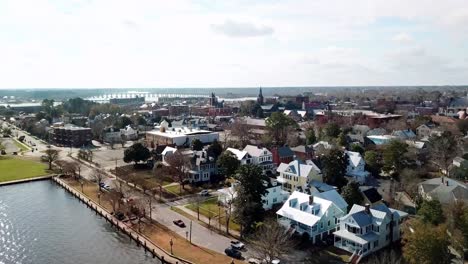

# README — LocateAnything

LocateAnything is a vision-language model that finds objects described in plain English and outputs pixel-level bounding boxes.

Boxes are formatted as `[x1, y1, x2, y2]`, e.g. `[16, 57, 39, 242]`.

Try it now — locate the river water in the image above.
[0, 180, 160, 264]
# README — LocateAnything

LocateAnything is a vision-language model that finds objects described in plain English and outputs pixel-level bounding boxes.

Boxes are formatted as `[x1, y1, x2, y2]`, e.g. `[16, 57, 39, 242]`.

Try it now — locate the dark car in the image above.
[115, 212, 125, 221]
[224, 247, 242, 259]
[173, 219, 186, 228]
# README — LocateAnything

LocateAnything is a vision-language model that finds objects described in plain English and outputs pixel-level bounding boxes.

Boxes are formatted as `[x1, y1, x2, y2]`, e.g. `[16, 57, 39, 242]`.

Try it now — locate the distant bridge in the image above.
[85, 92, 210, 103]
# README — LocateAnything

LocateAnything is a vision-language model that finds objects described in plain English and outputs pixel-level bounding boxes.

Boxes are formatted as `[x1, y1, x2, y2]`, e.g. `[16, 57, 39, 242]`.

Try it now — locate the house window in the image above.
[273, 198, 277, 203]
[374, 241, 379, 248]
[328, 220, 330, 227]
[386, 234, 390, 241]
[273, 188, 276, 192]
[320, 222, 323, 229]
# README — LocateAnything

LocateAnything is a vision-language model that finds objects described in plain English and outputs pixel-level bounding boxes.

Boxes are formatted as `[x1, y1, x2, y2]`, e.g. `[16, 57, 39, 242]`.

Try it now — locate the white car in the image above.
[199, 190, 210, 196]
[230, 240, 245, 250]
[248, 258, 280, 264]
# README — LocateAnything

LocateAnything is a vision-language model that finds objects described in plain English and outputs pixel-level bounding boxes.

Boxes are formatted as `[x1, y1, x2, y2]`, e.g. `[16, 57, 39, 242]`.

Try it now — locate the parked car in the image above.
[230, 240, 245, 250]
[224, 247, 242, 259]
[115, 212, 125, 220]
[248, 258, 280, 264]
[173, 219, 186, 228]
[199, 190, 210, 196]
[248, 258, 262, 264]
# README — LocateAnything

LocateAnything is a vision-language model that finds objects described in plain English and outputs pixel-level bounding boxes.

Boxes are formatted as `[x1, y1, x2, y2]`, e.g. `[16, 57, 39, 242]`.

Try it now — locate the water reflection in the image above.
[0, 181, 159, 264]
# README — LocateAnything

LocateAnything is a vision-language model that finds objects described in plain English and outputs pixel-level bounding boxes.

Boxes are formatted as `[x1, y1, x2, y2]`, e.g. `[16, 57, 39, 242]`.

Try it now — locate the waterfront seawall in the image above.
[0, 175, 54, 186]
[52, 177, 192, 264]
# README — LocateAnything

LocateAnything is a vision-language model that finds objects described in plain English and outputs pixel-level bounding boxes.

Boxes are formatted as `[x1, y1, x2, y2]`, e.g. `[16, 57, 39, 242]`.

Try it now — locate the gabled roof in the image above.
[243, 145, 271, 157]
[291, 145, 313, 154]
[226, 148, 249, 161]
[313, 141, 333, 150]
[277, 159, 320, 177]
[161, 146, 177, 156]
[345, 204, 407, 228]
[276, 146, 294, 157]
[346, 151, 364, 167]
[276, 191, 333, 227]
[313, 189, 348, 211]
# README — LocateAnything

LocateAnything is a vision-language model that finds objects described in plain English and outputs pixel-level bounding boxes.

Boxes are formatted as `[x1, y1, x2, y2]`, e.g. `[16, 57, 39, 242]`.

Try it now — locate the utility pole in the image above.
[189, 220, 192, 243]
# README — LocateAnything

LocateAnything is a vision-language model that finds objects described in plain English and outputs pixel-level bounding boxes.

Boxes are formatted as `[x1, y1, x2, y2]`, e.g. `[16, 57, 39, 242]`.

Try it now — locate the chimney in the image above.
[309, 195, 314, 205]
[365, 203, 370, 214]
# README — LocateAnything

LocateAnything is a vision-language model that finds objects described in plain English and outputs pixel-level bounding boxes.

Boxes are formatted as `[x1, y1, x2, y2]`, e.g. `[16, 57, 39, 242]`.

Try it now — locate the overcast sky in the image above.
[1, 0, 468, 88]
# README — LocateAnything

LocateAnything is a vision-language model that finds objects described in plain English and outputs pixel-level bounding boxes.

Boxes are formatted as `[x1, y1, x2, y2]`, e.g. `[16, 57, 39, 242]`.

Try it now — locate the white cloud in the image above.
[0, 0, 467, 88]
[392, 33, 413, 43]
[211, 20, 274, 37]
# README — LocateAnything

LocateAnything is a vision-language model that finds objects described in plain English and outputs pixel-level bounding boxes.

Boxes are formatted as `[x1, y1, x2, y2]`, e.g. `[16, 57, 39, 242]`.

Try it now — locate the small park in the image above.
[0, 156, 50, 183]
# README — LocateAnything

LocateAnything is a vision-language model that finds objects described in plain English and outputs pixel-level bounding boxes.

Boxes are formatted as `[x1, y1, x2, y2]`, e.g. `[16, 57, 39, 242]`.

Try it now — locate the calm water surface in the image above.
[0, 180, 160, 264]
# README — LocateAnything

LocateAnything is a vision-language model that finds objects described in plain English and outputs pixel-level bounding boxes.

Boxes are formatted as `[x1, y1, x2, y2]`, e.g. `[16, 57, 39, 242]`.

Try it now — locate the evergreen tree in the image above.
[321, 149, 348, 189]
[233, 165, 268, 235]
[418, 200, 445, 225]
[191, 139, 203, 151]
[217, 151, 240, 178]
[341, 181, 363, 210]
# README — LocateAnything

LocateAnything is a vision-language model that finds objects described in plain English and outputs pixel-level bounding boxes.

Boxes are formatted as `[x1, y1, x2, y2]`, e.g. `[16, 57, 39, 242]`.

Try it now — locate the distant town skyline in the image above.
[1, 0, 468, 88]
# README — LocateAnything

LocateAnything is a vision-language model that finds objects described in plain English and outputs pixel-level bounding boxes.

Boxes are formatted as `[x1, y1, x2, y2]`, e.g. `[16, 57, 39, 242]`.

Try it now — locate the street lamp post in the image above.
[169, 238, 173, 254]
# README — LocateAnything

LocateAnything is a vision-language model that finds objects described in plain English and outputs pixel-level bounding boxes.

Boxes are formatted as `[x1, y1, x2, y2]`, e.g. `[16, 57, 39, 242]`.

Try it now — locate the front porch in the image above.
[333, 231, 375, 258]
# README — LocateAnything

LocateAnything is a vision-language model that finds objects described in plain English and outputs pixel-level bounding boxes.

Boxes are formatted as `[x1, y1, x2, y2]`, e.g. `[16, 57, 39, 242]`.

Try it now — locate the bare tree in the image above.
[62, 161, 78, 177]
[249, 220, 295, 261]
[106, 189, 123, 213]
[365, 249, 402, 264]
[73, 161, 82, 179]
[189, 195, 205, 220]
[92, 168, 105, 191]
[165, 151, 189, 193]
[229, 119, 252, 147]
[130, 199, 146, 232]
[44, 148, 60, 170]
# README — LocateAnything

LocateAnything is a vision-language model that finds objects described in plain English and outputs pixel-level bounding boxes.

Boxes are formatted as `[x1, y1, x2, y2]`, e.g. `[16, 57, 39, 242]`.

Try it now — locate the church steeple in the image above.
[257, 87, 264, 105]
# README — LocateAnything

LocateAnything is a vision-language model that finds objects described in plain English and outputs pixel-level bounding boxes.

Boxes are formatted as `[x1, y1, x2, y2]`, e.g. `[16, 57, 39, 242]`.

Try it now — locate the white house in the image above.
[243, 145, 275, 174]
[161, 146, 178, 163]
[225, 148, 252, 165]
[217, 178, 289, 210]
[346, 151, 370, 184]
[277, 159, 322, 192]
[102, 127, 122, 143]
[121, 125, 138, 140]
[276, 190, 348, 243]
[333, 204, 408, 262]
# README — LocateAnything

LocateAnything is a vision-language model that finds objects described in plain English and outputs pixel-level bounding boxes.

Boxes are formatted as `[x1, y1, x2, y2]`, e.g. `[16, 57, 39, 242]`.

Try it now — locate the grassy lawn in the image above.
[0, 156, 49, 182]
[164, 183, 200, 196]
[116, 166, 174, 186]
[186, 197, 241, 232]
